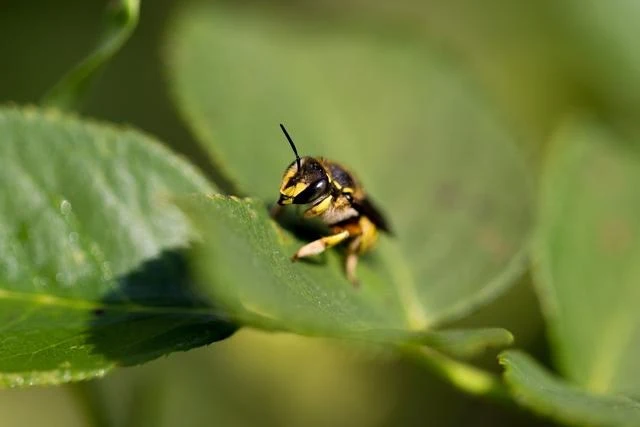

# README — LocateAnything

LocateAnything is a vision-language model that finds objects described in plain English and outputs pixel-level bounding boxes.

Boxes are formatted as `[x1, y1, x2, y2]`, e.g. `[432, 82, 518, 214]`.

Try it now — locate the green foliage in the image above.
[0, 107, 233, 386]
[181, 194, 513, 357]
[3, 1, 640, 426]
[535, 118, 640, 396]
[497, 116, 640, 425]
[42, 0, 140, 111]
[500, 351, 640, 427]
[167, 3, 533, 326]
[558, 1, 640, 112]
[181, 194, 416, 335]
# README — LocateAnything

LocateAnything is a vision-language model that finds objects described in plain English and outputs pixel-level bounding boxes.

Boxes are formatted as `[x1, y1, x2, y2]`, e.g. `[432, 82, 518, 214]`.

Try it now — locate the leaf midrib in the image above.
[383, 240, 429, 330]
[0, 288, 219, 317]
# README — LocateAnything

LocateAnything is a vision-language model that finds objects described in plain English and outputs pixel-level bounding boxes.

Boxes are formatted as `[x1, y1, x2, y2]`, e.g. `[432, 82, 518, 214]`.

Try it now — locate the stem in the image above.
[406, 346, 512, 403]
[68, 380, 112, 427]
[123, 373, 165, 427]
[41, 0, 140, 111]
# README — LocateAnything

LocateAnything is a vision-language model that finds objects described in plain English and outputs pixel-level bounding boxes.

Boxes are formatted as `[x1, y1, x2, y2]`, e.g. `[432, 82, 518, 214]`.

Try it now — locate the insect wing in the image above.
[352, 197, 393, 234]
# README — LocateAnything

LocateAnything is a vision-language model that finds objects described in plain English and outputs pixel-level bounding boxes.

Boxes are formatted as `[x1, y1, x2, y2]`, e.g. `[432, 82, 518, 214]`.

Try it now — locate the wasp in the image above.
[272, 124, 392, 286]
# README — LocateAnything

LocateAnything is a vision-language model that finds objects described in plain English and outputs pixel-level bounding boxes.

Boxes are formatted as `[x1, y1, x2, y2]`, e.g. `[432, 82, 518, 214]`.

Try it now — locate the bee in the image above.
[272, 124, 392, 286]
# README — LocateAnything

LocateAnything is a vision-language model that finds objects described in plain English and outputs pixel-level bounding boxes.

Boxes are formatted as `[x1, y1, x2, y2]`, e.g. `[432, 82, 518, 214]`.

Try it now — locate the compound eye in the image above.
[293, 178, 329, 204]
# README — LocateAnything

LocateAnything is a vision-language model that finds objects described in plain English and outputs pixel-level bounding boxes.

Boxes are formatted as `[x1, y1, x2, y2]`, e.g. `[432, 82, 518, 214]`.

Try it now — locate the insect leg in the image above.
[345, 236, 362, 286]
[292, 230, 350, 260]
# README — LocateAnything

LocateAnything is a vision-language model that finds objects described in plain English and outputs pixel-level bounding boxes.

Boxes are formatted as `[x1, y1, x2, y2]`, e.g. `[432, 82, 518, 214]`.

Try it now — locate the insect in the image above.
[272, 124, 392, 286]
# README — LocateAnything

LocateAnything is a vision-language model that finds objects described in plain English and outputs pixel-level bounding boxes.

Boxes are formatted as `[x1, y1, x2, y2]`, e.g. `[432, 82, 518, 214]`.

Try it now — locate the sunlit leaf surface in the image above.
[167, 4, 533, 327]
[0, 107, 234, 387]
[181, 194, 513, 356]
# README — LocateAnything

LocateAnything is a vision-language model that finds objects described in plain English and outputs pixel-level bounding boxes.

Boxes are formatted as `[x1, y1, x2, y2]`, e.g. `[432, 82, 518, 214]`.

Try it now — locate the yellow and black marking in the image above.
[272, 124, 392, 286]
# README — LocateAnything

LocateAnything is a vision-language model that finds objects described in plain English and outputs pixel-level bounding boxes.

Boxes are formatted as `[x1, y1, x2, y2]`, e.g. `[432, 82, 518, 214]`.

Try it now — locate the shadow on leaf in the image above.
[87, 249, 237, 367]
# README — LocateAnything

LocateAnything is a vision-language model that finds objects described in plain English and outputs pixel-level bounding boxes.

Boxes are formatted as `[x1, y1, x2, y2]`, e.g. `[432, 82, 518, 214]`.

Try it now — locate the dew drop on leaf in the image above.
[59, 199, 72, 216]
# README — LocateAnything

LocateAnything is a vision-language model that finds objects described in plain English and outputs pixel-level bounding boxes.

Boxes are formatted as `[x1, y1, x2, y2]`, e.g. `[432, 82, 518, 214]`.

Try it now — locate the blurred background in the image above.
[2, 0, 628, 425]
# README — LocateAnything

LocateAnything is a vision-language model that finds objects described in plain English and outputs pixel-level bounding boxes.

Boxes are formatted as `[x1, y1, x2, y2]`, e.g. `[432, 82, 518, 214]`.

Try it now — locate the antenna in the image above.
[279, 124, 301, 170]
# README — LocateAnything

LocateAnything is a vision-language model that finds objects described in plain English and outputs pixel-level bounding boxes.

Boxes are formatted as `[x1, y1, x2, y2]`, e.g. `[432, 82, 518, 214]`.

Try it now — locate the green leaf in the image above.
[537, 118, 640, 397]
[181, 194, 512, 360]
[416, 328, 513, 359]
[180, 194, 421, 336]
[500, 350, 640, 427]
[0, 107, 234, 387]
[167, 4, 533, 325]
[42, 0, 140, 111]
[558, 1, 640, 112]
